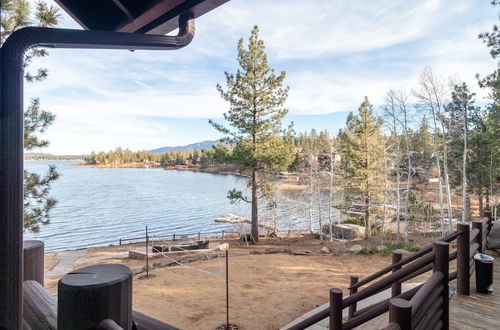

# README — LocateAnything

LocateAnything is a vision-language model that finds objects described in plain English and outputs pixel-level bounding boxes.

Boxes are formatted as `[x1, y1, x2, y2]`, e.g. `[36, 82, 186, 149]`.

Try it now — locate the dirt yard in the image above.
[43, 236, 429, 330]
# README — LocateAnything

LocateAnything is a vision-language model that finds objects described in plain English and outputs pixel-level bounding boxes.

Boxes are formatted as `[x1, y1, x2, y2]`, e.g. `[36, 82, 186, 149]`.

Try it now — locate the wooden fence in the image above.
[118, 227, 320, 245]
[287, 217, 493, 330]
[118, 229, 240, 246]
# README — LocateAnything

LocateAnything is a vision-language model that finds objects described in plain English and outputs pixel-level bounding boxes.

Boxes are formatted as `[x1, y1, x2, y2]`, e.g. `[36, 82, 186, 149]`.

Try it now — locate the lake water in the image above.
[24, 161, 328, 251]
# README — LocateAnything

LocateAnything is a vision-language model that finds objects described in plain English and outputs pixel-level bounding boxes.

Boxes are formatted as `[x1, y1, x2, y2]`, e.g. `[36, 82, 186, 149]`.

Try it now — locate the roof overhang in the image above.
[54, 0, 229, 34]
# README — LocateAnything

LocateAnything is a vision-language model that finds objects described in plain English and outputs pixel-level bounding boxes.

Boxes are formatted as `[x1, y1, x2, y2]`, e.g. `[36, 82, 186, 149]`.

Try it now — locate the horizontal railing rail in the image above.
[349, 231, 460, 291]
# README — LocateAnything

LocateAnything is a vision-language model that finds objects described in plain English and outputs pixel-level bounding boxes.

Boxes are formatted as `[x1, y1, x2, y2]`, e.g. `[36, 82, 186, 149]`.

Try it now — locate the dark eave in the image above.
[54, 0, 229, 34]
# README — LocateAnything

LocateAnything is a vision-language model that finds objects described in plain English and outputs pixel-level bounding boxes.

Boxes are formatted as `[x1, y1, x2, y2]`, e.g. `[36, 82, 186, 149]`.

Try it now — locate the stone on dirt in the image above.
[320, 247, 330, 254]
[349, 245, 363, 253]
[332, 224, 365, 240]
[376, 245, 387, 252]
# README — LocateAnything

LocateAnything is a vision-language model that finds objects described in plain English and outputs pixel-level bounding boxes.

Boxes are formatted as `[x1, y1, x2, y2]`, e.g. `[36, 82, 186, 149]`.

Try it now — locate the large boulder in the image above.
[349, 245, 363, 253]
[320, 247, 330, 254]
[332, 224, 365, 240]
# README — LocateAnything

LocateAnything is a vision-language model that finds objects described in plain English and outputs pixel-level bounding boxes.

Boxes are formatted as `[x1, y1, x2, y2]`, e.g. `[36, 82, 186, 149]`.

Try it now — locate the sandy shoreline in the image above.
[42, 236, 430, 329]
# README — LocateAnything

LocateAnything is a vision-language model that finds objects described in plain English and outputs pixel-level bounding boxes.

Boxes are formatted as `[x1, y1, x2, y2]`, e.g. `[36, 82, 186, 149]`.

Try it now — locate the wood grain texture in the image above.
[449, 255, 499, 330]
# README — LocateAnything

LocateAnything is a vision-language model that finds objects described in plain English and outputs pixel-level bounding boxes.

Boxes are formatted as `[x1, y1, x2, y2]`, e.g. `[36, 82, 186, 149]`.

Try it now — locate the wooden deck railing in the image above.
[384, 242, 450, 330]
[287, 217, 493, 330]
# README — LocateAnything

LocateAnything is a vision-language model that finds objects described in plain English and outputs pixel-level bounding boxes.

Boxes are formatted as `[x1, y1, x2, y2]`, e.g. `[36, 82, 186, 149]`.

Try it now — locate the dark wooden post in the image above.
[392, 250, 403, 297]
[456, 223, 470, 295]
[119, 239, 122, 246]
[173, 233, 176, 241]
[198, 232, 201, 240]
[329, 288, 343, 330]
[23, 240, 44, 286]
[348, 275, 358, 319]
[58, 264, 132, 330]
[146, 226, 149, 277]
[389, 298, 412, 330]
[222, 230, 225, 239]
[472, 221, 483, 253]
[483, 209, 493, 221]
[433, 241, 449, 329]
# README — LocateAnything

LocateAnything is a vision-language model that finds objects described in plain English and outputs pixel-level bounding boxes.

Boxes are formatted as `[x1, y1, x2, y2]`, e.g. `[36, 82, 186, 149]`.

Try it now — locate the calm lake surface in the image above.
[24, 161, 321, 251]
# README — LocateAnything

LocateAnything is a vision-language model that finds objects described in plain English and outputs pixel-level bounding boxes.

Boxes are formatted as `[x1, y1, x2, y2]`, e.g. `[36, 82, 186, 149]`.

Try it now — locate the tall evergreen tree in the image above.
[338, 97, 384, 237]
[210, 26, 295, 241]
[1, 0, 61, 232]
[413, 117, 434, 173]
[445, 83, 480, 221]
[478, 0, 500, 216]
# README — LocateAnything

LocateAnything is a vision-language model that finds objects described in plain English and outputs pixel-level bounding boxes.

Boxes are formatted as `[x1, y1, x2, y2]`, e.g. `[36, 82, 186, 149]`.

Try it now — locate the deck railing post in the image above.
[392, 250, 403, 297]
[472, 221, 483, 253]
[433, 241, 449, 329]
[222, 230, 225, 239]
[23, 240, 44, 286]
[330, 288, 343, 330]
[456, 223, 470, 295]
[58, 264, 133, 329]
[389, 298, 412, 330]
[348, 275, 358, 319]
[119, 239, 122, 246]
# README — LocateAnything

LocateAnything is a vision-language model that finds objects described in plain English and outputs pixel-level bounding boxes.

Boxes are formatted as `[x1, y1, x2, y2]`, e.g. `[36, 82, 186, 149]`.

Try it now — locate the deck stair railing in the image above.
[384, 242, 450, 330]
[287, 217, 493, 330]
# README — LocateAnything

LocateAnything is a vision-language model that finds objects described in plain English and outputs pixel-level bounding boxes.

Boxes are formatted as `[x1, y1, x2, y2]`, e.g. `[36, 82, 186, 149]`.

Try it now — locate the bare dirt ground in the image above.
[43, 235, 432, 330]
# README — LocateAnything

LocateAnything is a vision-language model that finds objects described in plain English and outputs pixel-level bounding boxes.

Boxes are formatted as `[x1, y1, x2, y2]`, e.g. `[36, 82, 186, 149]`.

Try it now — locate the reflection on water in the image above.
[24, 161, 340, 251]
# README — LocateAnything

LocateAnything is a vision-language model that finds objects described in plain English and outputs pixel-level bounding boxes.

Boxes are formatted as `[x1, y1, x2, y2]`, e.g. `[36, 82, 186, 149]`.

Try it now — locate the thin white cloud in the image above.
[21, 0, 498, 153]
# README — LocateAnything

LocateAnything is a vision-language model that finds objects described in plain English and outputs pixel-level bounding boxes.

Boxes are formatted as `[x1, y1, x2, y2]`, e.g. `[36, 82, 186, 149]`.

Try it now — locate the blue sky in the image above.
[24, 0, 497, 154]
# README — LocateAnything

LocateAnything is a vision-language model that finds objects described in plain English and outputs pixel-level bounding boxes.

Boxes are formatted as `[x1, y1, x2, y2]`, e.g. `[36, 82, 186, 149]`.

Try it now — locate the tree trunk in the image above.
[308, 155, 314, 234]
[251, 170, 259, 242]
[479, 193, 484, 217]
[394, 118, 401, 243]
[328, 141, 334, 241]
[403, 119, 412, 243]
[431, 114, 446, 237]
[316, 170, 323, 243]
[489, 153, 496, 219]
[462, 111, 468, 223]
[441, 132, 453, 232]
[486, 188, 490, 210]
[365, 192, 371, 237]
[383, 145, 388, 238]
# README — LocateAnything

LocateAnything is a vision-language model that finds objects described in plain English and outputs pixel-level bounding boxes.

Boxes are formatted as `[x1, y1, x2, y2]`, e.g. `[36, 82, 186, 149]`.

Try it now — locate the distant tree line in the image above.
[84, 143, 234, 167]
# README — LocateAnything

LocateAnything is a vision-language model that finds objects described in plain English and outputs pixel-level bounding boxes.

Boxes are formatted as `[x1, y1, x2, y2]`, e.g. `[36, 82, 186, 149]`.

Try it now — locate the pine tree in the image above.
[445, 83, 480, 221]
[338, 97, 385, 237]
[477, 0, 500, 217]
[210, 26, 295, 241]
[1, 0, 61, 232]
[413, 117, 434, 173]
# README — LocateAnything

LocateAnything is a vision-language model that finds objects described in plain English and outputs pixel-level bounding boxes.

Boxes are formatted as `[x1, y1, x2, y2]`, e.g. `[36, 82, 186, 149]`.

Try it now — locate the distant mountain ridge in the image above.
[149, 140, 220, 154]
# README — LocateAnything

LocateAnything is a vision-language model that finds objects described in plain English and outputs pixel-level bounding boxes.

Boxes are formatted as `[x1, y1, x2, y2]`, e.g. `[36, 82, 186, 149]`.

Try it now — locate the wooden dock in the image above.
[450, 255, 500, 330]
